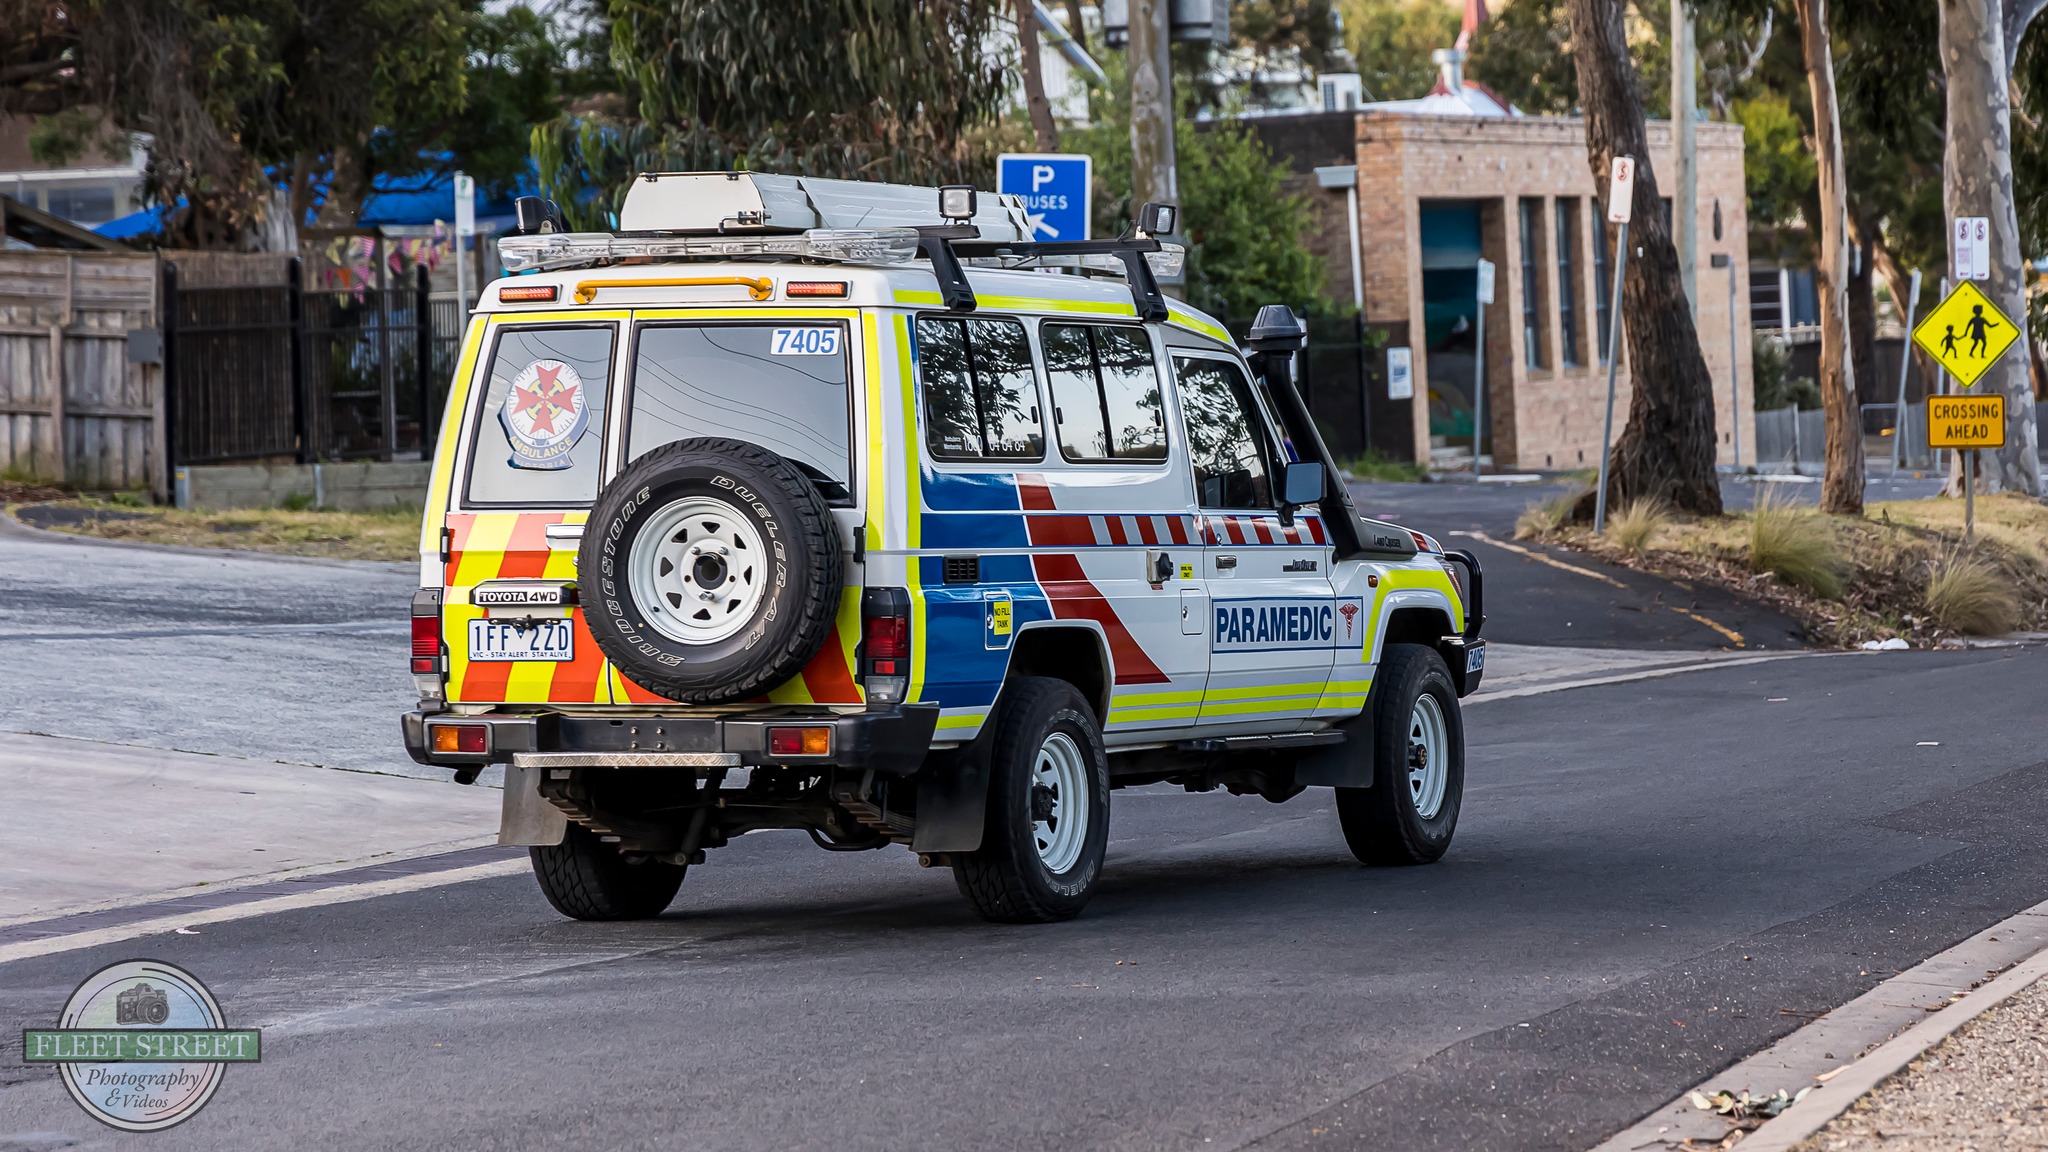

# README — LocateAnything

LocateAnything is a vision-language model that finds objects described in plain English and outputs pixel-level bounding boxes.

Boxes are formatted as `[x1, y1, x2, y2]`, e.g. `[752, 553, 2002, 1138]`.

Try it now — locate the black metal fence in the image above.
[162, 259, 444, 469]
[1221, 314, 1414, 462]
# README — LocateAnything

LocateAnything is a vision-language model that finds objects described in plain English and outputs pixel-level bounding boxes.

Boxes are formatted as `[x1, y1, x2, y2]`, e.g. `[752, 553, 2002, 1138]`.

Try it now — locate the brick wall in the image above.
[1341, 113, 1753, 470]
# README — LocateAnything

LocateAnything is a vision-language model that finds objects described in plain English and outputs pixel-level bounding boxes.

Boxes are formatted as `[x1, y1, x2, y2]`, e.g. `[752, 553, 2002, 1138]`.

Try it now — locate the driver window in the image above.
[1175, 357, 1274, 510]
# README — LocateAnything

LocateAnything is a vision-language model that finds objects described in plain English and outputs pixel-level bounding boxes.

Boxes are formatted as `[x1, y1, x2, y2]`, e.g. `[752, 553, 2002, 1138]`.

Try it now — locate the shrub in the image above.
[1341, 449, 1427, 484]
[1748, 492, 1845, 598]
[1608, 497, 1668, 556]
[1924, 552, 2020, 635]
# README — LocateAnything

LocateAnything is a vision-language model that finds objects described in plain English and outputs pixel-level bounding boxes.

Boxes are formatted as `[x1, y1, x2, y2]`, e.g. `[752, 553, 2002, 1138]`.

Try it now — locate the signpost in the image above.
[997, 154, 1092, 243]
[1472, 259, 1495, 475]
[453, 172, 476, 317]
[1593, 156, 1636, 534]
[1889, 269, 1923, 475]
[1927, 394, 2007, 540]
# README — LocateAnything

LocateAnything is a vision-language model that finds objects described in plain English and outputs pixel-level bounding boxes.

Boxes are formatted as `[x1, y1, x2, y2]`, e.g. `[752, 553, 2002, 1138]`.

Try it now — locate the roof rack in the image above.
[499, 175, 1183, 322]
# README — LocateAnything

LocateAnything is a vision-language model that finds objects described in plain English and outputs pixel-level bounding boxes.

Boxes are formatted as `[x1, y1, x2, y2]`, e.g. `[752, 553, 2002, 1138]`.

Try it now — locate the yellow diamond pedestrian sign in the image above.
[1912, 281, 2020, 389]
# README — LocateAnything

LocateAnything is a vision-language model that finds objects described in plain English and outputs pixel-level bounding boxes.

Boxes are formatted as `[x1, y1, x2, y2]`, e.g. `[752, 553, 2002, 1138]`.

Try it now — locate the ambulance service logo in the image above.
[500, 358, 591, 470]
[24, 959, 260, 1131]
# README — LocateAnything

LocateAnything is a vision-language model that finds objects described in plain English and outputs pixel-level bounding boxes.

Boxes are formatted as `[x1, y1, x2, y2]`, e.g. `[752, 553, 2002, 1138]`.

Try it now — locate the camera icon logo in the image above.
[114, 982, 171, 1026]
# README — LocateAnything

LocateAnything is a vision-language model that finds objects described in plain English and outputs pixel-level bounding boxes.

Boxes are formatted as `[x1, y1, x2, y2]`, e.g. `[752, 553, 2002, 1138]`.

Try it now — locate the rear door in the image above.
[1173, 353, 1344, 734]
[442, 317, 623, 706]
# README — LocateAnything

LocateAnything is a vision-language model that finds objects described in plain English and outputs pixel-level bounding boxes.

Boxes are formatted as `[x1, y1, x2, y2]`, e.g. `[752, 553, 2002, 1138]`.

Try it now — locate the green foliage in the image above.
[1338, 0, 1462, 102]
[1236, 0, 1349, 75]
[1752, 334, 1819, 411]
[1730, 93, 1816, 232]
[1062, 59, 1322, 320]
[1466, 0, 1574, 114]
[535, 0, 1009, 232]
[1341, 449, 1427, 483]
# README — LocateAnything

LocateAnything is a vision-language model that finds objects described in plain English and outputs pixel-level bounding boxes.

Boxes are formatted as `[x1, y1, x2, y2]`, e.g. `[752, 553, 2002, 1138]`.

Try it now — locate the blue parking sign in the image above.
[997, 153, 1092, 242]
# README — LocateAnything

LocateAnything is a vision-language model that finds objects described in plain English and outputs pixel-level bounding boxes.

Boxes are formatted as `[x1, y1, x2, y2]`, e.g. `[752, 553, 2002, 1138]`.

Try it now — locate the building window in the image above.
[45, 186, 117, 225]
[1555, 198, 1581, 367]
[1593, 215, 1613, 362]
[1518, 198, 1546, 369]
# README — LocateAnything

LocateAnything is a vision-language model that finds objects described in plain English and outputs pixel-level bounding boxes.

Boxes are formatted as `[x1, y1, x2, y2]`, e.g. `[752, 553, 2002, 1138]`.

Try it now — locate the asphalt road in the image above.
[3, 505, 2041, 1151]
[1349, 479, 1810, 650]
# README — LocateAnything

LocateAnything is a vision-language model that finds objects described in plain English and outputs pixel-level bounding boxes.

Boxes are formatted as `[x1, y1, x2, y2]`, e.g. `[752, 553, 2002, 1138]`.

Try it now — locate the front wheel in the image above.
[1335, 642, 1464, 865]
[530, 823, 686, 920]
[953, 677, 1110, 923]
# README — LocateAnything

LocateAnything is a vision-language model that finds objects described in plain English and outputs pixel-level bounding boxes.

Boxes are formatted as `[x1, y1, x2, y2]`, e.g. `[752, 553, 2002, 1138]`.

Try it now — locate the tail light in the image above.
[410, 588, 445, 703]
[860, 588, 911, 705]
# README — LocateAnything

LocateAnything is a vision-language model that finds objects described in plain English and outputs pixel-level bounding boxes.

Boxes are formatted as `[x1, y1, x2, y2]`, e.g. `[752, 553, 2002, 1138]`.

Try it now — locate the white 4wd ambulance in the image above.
[402, 173, 1485, 923]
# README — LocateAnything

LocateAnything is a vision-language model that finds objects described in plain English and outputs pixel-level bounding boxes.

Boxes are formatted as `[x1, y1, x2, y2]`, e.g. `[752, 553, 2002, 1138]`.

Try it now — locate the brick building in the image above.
[1244, 63, 1754, 472]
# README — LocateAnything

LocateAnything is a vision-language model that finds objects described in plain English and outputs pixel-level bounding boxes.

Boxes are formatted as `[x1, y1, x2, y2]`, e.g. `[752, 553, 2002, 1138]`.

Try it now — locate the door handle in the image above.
[1215, 554, 1237, 570]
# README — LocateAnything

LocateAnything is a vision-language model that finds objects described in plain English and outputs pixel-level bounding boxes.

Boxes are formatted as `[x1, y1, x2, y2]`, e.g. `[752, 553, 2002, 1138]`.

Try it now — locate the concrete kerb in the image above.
[1591, 897, 2048, 1152]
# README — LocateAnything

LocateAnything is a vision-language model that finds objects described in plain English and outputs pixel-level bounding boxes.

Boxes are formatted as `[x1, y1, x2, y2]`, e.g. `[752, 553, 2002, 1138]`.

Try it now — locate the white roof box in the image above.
[619, 172, 1037, 241]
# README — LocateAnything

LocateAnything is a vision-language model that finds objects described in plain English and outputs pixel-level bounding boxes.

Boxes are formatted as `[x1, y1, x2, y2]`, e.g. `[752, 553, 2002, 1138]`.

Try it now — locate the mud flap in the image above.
[910, 725, 995, 854]
[1290, 706, 1374, 789]
[499, 764, 568, 846]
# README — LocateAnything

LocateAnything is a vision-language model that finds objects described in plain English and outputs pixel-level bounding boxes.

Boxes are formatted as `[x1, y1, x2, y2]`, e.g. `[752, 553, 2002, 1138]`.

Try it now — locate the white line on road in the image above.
[0, 858, 528, 967]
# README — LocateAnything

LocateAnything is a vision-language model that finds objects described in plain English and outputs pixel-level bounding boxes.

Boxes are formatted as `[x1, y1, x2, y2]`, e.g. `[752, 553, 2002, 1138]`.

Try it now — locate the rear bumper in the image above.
[401, 704, 940, 775]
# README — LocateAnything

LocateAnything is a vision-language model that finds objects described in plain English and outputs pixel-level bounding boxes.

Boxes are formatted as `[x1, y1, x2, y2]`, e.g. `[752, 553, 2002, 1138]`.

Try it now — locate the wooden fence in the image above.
[0, 250, 166, 497]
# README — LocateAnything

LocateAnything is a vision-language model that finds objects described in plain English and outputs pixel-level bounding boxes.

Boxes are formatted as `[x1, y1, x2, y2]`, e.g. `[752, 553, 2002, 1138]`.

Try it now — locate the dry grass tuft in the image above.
[1747, 491, 1846, 599]
[1924, 551, 2021, 635]
[1515, 488, 1586, 540]
[1607, 497, 1668, 556]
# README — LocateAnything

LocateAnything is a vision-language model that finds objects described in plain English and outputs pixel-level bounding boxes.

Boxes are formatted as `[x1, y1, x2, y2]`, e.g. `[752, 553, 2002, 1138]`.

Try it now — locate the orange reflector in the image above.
[499, 284, 559, 303]
[783, 281, 848, 298]
[768, 727, 832, 756]
[432, 725, 488, 754]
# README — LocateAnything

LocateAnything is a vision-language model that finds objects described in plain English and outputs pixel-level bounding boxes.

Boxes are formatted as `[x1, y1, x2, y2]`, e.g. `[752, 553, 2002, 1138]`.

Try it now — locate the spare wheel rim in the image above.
[628, 495, 770, 645]
[1407, 691, 1449, 820]
[1032, 730, 1090, 875]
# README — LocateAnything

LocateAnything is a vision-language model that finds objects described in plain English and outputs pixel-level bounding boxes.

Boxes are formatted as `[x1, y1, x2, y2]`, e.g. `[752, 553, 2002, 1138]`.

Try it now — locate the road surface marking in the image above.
[1671, 606, 1745, 647]
[1471, 650, 1833, 702]
[0, 858, 527, 966]
[1451, 530, 1628, 588]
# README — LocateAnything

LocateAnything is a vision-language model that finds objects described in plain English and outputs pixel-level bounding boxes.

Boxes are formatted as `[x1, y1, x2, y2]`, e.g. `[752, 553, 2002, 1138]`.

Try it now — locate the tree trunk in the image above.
[1845, 216, 1878, 413]
[1565, 0, 1723, 517]
[1939, 0, 2043, 496]
[1064, 0, 1088, 48]
[1015, 0, 1059, 154]
[1793, 0, 1865, 515]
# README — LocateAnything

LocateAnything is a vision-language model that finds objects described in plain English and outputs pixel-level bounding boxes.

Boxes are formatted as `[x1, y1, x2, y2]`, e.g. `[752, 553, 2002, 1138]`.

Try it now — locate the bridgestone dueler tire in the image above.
[582, 438, 842, 704]
[952, 677, 1111, 923]
[530, 823, 685, 920]
[1335, 642, 1464, 866]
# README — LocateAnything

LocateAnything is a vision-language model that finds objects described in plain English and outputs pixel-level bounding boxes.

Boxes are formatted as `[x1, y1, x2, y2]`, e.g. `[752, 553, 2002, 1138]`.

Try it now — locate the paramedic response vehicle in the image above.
[401, 173, 1486, 923]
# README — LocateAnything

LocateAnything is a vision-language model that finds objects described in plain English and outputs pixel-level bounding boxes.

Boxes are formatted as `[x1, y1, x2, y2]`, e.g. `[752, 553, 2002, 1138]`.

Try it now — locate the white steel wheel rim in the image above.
[628, 496, 769, 645]
[1406, 692, 1450, 820]
[1032, 731, 1090, 875]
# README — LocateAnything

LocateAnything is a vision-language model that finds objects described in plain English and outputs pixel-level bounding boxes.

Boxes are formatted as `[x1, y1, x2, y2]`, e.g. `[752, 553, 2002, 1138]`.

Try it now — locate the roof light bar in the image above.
[498, 228, 921, 273]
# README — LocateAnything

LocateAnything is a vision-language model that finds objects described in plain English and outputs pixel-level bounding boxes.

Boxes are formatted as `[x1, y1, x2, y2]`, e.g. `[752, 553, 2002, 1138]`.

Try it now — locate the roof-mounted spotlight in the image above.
[938, 185, 978, 222]
[1135, 202, 1178, 239]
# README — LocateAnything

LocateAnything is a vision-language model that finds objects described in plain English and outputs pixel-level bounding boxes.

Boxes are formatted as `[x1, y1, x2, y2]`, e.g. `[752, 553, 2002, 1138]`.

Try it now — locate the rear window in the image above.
[464, 325, 614, 506]
[916, 315, 1044, 461]
[627, 323, 853, 498]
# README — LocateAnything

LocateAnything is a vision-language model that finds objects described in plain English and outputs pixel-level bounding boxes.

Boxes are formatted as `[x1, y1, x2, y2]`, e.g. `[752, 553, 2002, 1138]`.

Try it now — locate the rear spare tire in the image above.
[582, 437, 841, 703]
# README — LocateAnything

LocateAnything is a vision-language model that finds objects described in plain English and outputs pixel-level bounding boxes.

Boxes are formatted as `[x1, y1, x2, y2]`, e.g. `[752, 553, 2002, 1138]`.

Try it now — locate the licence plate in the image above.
[468, 617, 574, 662]
[1465, 644, 1486, 673]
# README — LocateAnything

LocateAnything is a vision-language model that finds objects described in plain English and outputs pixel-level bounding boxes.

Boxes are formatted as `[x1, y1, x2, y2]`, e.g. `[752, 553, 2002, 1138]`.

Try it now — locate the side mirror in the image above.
[1281, 461, 1325, 510]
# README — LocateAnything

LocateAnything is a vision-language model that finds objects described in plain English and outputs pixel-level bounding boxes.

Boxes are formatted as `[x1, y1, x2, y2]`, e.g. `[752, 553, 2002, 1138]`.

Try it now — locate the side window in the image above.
[1175, 356, 1274, 510]
[916, 316, 1044, 460]
[1041, 323, 1168, 463]
[464, 325, 613, 506]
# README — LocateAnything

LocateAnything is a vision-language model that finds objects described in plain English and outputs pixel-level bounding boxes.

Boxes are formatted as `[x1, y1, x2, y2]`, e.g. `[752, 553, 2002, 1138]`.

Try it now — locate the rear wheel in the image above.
[953, 678, 1110, 923]
[1335, 642, 1464, 865]
[530, 823, 685, 920]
